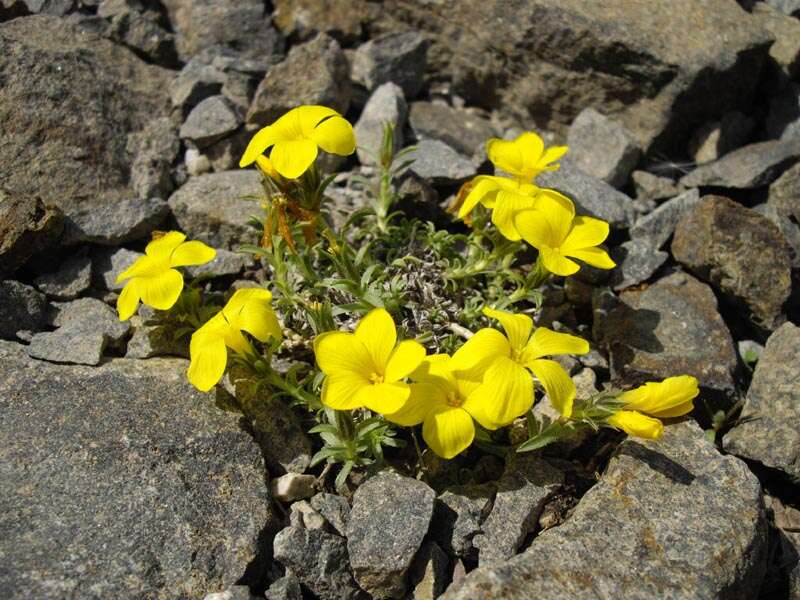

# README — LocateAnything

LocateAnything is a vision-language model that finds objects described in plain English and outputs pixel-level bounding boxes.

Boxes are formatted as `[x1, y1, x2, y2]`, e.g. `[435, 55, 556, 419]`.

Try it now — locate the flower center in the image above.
[369, 372, 384, 384]
[445, 391, 463, 408]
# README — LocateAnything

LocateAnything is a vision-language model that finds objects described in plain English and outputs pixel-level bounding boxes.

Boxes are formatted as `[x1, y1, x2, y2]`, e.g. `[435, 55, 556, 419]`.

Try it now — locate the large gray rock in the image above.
[180, 95, 242, 149]
[0, 16, 172, 238]
[92, 246, 145, 292]
[681, 139, 800, 189]
[247, 33, 349, 127]
[272, 0, 371, 43]
[609, 239, 669, 291]
[33, 255, 92, 300]
[752, 3, 800, 84]
[442, 421, 768, 600]
[170, 57, 227, 112]
[672, 196, 792, 331]
[768, 162, 800, 222]
[595, 272, 738, 402]
[725, 323, 800, 481]
[407, 139, 476, 186]
[566, 108, 641, 188]
[93, 1, 178, 67]
[0, 189, 64, 278]
[126, 116, 180, 201]
[168, 171, 262, 248]
[431, 483, 494, 560]
[347, 471, 436, 599]
[0, 280, 48, 340]
[0, 342, 277, 599]
[537, 161, 636, 228]
[753, 203, 800, 269]
[354, 82, 408, 166]
[629, 188, 701, 249]
[351, 31, 428, 99]
[409, 101, 496, 159]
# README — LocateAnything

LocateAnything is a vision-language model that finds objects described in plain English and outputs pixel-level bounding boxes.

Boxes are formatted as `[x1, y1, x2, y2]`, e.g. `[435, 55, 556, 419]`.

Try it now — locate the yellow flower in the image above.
[487, 131, 568, 182]
[606, 375, 700, 439]
[450, 307, 589, 424]
[314, 308, 426, 414]
[514, 192, 616, 276]
[116, 231, 216, 321]
[240, 105, 356, 179]
[456, 176, 574, 242]
[187, 289, 282, 392]
[386, 355, 497, 459]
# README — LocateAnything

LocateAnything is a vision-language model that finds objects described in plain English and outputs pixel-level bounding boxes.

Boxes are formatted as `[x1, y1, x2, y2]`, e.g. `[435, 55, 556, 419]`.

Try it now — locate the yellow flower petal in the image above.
[422, 406, 475, 459]
[314, 331, 374, 377]
[539, 247, 580, 276]
[384, 339, 426, 382]
[187, 330, 228, 392]
[560, 215, 610, 253]
[224, 327, 253, 355]
[521, 327, 589, 362]
[321, 373, 371, 410]
[354, 308, 397, 372]
[310, 114, 355, 156]
[295, 105, 340, 136]
[528, 358, 576, 418]
[170, 240, 217, 268]
[458, 176, 502, 218]
[385, 382, 442, 426]
[240, 125, 280, 167]
[224, 288, 273, 314]
[115, 254, 160, 282]
[565, 247, 616, 270]
[145, 231, 186, 262]
[538, 145, 568, 169]
[619, 375, 699, 418]
[269, 138, 318, 179]
[356, 381, 411, 414]
[461, 389, 502, 431]
[229, 294, 281, 343]
[137, 268, 184, 311]
[116, 279, 141, 321]
[487, 132, 544, 180]
[449, 328, 510, 374]
[482, 307, 532, 354]
[470, 357, 533, 426]
[411, 354, 458, 390]
[606, 410, 663, 439]
[491, 189, 537, 241]
[256, 155, 281, 180]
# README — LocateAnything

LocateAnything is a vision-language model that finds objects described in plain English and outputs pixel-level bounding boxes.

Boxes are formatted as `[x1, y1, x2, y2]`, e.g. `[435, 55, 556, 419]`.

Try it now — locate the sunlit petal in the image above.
[170, 240, 217, 268]
[469, 357, 533, 426]
[356, 381, 411, 415]
[539, 247, 580, 276]
[385, 382, 442, 426]
[528, 358, 576, 418]
[565, 246, 616, 270]
[314, 332, 374, 377]
[449, 328, 510, 374]
[321, 373, 371, 410]
[491, 190, 537, 241]
[269, 139, 318, 179]
[240, 125, 281, 167]
[116, 279, 141, 321]
[354, 308, 397, 372]
[560, 215, 610, 252]
[607, 410, 663, 439]
[422, 406, 475, 459]
[137, 269, 184, 311]
[384, 339, 426, 382]
[310, 114, 356, 156]
[521, 327, 589, 362]
[187, 331, 228, 392]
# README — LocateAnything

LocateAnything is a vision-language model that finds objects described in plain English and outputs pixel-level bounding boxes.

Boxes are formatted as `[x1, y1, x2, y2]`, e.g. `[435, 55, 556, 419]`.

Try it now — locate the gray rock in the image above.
[566, 108, 641, 188]
[160, 0, 283, 62]
[410, 541, 449, 600]
[351, 31, 428, 99]
[2, 0, 73, 15]
[168, 171, 263, 249]
[409, 101, 496, 159]
[407, 139, 475, 186]
[126, 117, 179, 200]
[631, 170, 682, 202]
[354, 82, 408, 166]
[442, 421, 767, 600]
[765, 0, 800, 16]
[629, 188, 701, 249]
[247, 33, 349, 127]
[92, 246, 145, 292]
[170, 58, 227, 112]
[0, 343, 276, 599]
[124, 318, 189, 359]
[186, 248, 251, 279]
[347, 471, 436, 599]
[96, 2, 177, 67]
[609, 239, 669, 291]
[752, 3, 800, 85]
[595, 272, 738, 402]
[26, 297, 130, 365]
[34, 255, 92, 300]
[272, 0, 371, 44]
[768, 162, 800, 222]
[64, 196, 169, 246]
[265, 574, 303, 600]
[681, 139, 800, 189]
[672, 196, 792, 331]
[0, 16, 172, 235]
[474, 455, 564, 565]
[0, 280, 48, 340]
[753, 203, 800, 268]
[766, 82, 800, 142]
[205, 128, 252, 173]
[537, 160, 636, 228]
[310, 492, 351, 537]
[725, 323, 800, 480]
[289, 500, 327, 531]
[271, 473, 316, 502]
[180, 95, 242, 149]
[687, 111, 755, 164]
[431, 483, 494, 559]
[0, 190, 64, 278]
[273, 524, 363, 600]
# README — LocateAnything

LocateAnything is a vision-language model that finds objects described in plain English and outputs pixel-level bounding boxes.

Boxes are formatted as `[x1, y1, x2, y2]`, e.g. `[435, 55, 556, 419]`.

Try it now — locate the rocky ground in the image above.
[1, 1, 800, 599]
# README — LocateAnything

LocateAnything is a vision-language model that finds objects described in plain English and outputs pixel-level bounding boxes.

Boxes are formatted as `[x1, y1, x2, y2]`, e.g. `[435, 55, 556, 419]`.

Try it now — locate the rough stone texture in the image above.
[33, 255, 92, 299]
[0, 16, 172, 236]
[681, 139, 800, 189]
[442, 421, 768, 600]
[766, 82, 800, 142]
[630, 188, 701, 249]
[92, 246, 144, 291]
[609, 239, 669, 291]
[687, 111, 755, 164]
[272, 0, 372, 44]
[754, 202, 800, 269]
[631, 170, 682, 202]
[310, 492, 351, 537]
[595, 272, 738, 401]
[124, 317, 189, 359]
[273, 524, 364, 600]
[126, 117, 180, 201]
[431, 483, 494, 560]
[168, 171, 263, 249]
[351, 31, 428, 99]
[0, 280, 48, 340]
[93, 2, 178, 67]
[410, 541, 449, 600]
[180, 95, 242, 149]
[161, 0, 283, 62]
[672, 195, 792, 331]
[725, 323, 800, 480]
[186, 248, 251, 279]
[170, 58, 227, 112]
[374, 0, 771, 154]
[347, 471, 436, 599]
[0, 190, 64, 278]
[753, 2, 800, 82]
[537, 161, 635, 228]
[566, 108, 641, 188]
[64, 196, 169, 246]
[265, 574, 303, 600]
[407, 139, 475, 185]
[0, 342, 276, 599]
[26, 297, 130, 365]
[354, 82, 408, 166]
[769, 162, 800, 222]
[247, 33, 349, 127]
[270, 473, 316, 502]
[409, 101, 496, 159]
[474, 455, 564, 566]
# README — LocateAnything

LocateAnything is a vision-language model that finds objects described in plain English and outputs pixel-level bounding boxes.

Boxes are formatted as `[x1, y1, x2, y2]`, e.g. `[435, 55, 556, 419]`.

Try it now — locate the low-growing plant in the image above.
[116, 104, 700, 490]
